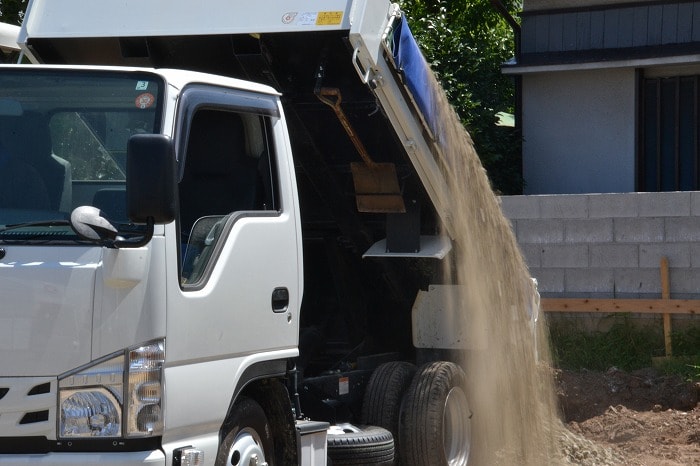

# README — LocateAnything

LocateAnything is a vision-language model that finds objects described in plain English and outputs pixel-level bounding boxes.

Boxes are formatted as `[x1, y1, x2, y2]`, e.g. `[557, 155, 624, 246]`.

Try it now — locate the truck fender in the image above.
[218, 360, 298, 465]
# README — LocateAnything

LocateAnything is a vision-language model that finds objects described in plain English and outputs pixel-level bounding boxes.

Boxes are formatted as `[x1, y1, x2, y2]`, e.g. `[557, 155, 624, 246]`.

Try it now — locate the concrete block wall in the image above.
[500, 192, 700, 300]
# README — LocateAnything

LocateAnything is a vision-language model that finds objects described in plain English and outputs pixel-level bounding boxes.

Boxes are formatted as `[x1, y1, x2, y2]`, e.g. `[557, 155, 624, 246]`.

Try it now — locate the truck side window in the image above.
[179, 108, 276, 285]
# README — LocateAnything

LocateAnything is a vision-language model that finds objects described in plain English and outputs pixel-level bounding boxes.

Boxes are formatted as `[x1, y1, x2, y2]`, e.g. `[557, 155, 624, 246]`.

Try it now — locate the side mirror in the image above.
[127, 134, 177, 224]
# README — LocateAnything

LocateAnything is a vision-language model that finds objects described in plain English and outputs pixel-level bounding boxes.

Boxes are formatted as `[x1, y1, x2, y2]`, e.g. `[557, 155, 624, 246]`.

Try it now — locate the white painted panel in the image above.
[22, 0, 354, 39]
[522, 68, 636, 194]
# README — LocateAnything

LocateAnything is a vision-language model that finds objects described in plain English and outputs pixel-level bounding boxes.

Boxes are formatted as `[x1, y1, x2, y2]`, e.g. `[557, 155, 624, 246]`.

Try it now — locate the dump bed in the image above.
[19, 0, 457, 250]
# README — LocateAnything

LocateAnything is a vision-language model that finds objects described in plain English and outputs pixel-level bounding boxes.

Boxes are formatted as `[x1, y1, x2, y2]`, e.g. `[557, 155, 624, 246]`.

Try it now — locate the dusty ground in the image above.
[556, 367, 700, 465]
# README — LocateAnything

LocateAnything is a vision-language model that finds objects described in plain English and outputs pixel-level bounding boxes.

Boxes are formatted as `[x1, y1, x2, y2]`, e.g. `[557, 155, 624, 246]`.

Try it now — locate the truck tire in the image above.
[216, 396, 275, 466]
[327, 425, 395, 465]
[361, 361, 416, 461]
[398, 361, 471, 466]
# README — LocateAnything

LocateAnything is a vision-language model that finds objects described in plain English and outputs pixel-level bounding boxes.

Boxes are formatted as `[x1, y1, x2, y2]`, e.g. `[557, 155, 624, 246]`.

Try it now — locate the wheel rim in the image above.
[227, 427, 268, 466]
[443, 386, 471, 466]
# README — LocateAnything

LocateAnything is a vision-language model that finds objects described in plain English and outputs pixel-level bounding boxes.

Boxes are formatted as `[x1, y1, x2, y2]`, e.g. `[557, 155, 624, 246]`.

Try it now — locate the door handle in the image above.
[271, 287, 289, 313]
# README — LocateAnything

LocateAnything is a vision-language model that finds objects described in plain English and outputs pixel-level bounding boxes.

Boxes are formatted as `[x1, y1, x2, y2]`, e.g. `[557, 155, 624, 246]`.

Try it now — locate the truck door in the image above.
[163, 85, 300, 434]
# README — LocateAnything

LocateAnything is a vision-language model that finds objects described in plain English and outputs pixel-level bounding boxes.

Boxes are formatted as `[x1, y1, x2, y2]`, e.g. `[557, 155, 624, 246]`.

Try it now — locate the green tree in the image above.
[0, 0, 25, 25]
[0, 0, 25, 63]
[400, 0, 522, 194]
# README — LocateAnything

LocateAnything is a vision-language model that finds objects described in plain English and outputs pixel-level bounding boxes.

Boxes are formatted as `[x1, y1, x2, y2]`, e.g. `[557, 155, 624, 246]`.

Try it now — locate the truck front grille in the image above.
[0, 377, 56, 439]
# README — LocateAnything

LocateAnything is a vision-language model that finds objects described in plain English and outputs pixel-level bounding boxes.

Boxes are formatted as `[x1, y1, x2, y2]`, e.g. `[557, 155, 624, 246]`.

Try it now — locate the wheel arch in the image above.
[218, 359, 298, 465]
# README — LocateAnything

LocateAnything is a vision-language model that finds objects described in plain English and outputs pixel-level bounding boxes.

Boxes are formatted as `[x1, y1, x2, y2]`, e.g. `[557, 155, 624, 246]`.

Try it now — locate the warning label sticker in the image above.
[316, 11, 343, 26]
[338, 376, 349, 396]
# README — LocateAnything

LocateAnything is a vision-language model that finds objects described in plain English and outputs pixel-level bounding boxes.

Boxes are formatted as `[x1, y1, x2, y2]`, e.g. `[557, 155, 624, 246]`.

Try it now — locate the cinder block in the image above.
[515, 219, 565, 244]
[499, 195, 540, 219]
[613, 268, 661, 294]
[565, 218, 613, 243]
[638, 192, 691, 217]
[668, 268, 700, 294]
[529, 268, 565, 293]
[639, 243, 691, 268]
[519, 243, 543, 268]
[564, 268, 614, 293]
[690, 243, 700, 268]
[614, 218, 664, 243]
[541, 244, 588, 268]
[665, 217, 700, 242]
[539, 194, 588, 218]
[590, 244, 639, 268]
[691, 192, 700, 216]
[589, 193, 639, 218]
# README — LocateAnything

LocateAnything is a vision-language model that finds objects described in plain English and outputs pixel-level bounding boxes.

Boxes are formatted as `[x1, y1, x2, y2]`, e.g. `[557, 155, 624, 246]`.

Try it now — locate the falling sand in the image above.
[421, 58, 622, 464]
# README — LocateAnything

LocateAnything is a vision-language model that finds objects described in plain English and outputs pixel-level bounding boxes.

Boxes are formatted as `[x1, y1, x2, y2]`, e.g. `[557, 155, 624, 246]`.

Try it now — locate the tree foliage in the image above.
[0, 0, 25, 63]
[400, 0, 522, 194]
[0, 0, 25, 25]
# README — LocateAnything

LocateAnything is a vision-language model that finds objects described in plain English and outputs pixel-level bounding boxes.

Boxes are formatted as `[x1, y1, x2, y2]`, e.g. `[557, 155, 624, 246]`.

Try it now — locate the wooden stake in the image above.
[660, 257, 672, 357]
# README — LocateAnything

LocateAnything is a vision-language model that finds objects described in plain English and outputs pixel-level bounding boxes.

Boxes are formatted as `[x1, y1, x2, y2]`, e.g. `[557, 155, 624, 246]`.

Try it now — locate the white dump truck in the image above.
[0, 1, 502, 464]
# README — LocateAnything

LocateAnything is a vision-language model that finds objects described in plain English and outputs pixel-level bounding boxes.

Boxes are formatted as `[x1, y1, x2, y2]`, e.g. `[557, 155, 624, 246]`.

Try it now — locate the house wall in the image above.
[524, 0, 662, 13]
[500, 192, 700, 301]
[522, 68, 636, 194]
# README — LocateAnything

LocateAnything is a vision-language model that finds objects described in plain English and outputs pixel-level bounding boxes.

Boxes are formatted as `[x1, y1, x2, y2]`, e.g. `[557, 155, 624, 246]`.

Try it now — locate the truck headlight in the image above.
[58, 339, 164, 439]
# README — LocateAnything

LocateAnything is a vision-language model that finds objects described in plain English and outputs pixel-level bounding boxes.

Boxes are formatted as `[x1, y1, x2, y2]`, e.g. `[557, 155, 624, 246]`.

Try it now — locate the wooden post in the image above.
[660, 257, 672, 357]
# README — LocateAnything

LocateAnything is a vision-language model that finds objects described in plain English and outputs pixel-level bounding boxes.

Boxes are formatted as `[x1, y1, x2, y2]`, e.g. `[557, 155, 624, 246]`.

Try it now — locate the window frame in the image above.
[638, 72, 700, 192]
[174, 84, 282, 290]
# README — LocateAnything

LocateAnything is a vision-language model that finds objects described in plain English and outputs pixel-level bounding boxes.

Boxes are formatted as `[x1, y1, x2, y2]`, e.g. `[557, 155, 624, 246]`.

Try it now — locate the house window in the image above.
[639, 75, 699, 191]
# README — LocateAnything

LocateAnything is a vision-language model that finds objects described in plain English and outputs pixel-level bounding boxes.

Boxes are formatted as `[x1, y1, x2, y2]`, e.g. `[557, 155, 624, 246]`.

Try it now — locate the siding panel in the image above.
[603, 9, 620, 48]
[590, 10, 605, 49]
[535, 14, 550, 53]
[617, 8, 634, 48]
[661, 4, 679, 45]
[562, 12, 577, 50]
[576, 11, 591, 50]
[549, 13, 564, 51]
[647, 5, 664, 45]
[521, 2, 700, 55]
[692, 3, 700, 42]
[678, 3, 694, 43]
[632, 6, 649, 47]
[521, 16, 537, 54]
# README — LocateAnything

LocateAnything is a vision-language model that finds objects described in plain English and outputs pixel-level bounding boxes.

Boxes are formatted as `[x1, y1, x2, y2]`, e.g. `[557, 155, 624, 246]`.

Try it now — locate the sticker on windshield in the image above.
[135, 81, 149, 91]
[135, 92, 155, 109]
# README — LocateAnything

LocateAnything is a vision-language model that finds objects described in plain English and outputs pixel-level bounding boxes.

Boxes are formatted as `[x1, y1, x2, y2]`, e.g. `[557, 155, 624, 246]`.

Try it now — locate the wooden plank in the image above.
[541, 298, 700, 314]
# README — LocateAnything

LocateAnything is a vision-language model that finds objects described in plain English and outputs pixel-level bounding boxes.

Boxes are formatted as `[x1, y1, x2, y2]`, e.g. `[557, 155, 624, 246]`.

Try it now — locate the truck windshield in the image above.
[0, 69, 163, 242]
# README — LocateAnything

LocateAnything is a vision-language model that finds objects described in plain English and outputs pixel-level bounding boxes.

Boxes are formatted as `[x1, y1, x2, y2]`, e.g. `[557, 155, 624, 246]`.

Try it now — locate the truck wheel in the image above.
[399, 361, 471, 466]
[216, 397, 275, 466]
[361, 361, 416, 459]
[327, 425, 395, 465]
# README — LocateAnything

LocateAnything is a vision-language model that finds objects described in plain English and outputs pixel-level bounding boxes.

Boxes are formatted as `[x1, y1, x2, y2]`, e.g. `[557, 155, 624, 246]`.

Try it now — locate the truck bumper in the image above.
[0, 450, 165, 465]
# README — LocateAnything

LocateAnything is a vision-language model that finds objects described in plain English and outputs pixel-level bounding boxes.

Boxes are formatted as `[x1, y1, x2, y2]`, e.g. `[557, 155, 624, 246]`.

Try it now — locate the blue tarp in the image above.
[391, 15, 437, 138]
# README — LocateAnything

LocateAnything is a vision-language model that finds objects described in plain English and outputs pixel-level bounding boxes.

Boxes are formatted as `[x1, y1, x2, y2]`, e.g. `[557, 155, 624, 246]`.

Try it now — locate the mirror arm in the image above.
[112, 217, 155, 249]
